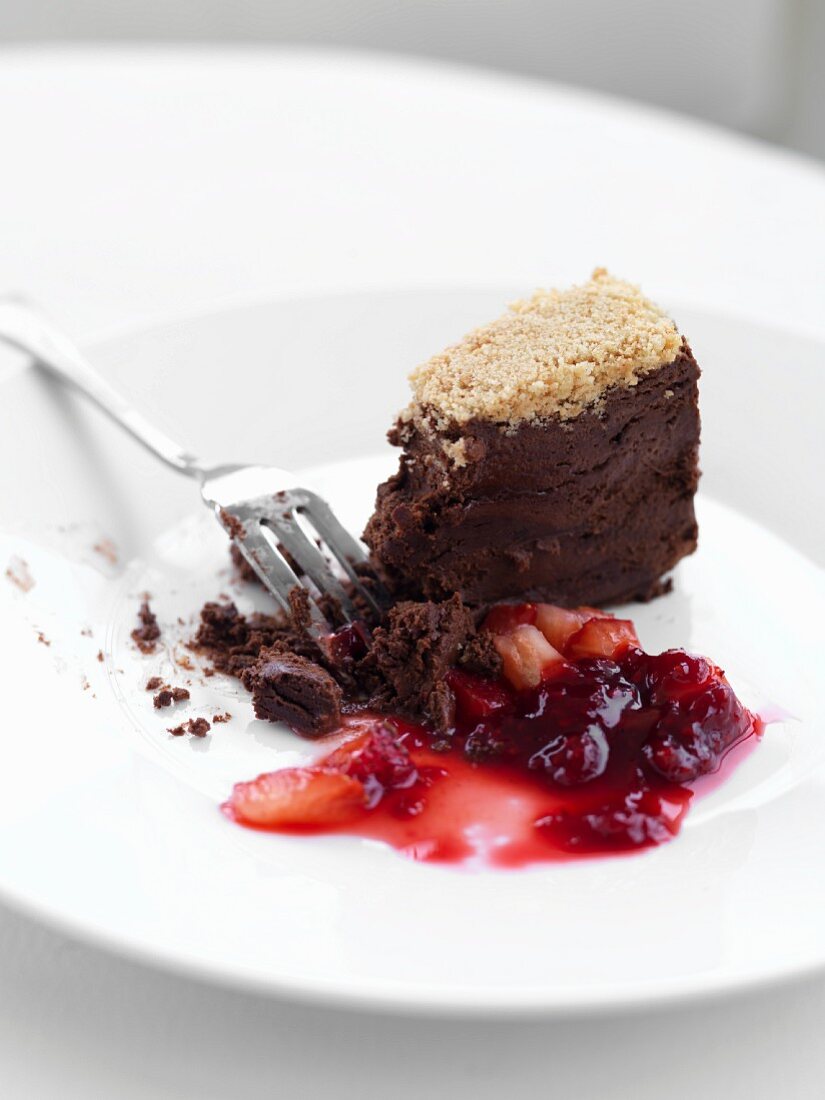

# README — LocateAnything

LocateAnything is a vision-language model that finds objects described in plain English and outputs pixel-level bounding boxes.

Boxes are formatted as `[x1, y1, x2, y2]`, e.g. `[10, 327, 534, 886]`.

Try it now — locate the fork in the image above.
[0, 298, 390, 647]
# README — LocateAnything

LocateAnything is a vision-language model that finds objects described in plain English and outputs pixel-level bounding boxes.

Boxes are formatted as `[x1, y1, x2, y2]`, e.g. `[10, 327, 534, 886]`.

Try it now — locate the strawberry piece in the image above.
[632, 649, 718, 705]
[566, 618, 640, 660]
[230, 767, 366, 827]
[326, 727, 417, 793]
[483, 602, 536, 633]
[447, 668, 512, 719]
[534, 605, 594, 653]
[494, 624, 565, 690]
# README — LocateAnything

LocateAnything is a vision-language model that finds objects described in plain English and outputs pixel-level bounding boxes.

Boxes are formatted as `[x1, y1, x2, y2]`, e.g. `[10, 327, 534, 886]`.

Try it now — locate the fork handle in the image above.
[0, 297, 207, 479]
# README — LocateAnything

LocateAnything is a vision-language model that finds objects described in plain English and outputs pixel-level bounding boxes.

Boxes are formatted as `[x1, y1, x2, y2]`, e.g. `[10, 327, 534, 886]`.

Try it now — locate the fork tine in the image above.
[224, 520, 334, 642]
[293, 490, 391, 619]
[262, 507, 359, 624]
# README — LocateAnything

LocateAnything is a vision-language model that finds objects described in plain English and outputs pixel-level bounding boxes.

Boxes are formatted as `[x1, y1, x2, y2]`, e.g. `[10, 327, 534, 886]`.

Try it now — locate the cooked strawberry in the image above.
[326, 726, 417, 799]
[632, 649, 718, 705]
[447, 668, 512, 719]
[566, 617, 640, 660]
[494, 624, 565, 690]
[534, 605, 593, 653]
[483, 602, 536, 634]
[230, 767, 366, 827]
[327, 620, 371, 663]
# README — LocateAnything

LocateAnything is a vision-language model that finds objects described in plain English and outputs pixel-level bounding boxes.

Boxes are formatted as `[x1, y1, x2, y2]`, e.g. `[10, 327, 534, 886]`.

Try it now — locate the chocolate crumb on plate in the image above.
[5, 555, 35, 593]
[153, 686, 190, 709]
[212, 712, 232, 723]
[145, 676, 164, 691]
[168, 717, 211, 738]
[92, 537, 118, 565]
[131, 600, 161, 653]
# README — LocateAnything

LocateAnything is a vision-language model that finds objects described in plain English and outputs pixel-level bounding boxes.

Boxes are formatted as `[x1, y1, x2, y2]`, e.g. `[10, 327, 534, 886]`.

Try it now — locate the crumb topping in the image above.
[405, 269, 681, 434]
[440, 438, 469, 468]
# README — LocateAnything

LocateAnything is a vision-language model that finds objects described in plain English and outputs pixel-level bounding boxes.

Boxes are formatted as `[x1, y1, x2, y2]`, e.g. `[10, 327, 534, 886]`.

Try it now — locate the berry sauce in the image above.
[224, 605, 763, 868]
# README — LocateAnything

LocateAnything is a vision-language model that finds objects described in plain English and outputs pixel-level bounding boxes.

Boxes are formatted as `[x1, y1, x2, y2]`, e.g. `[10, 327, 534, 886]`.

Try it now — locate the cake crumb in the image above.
[243, 652, 342, 736]
[405, 269, 682, 427]
[92, 537, 118, 565]
[145, 676, 164, 691]
[441, 438, 468, 468]
[219, 509, 246, 541]
[96, 650, 104, 663]
[168, 717, 210, 738]
[131, 600, 161, 653]
[36, 631, 50, 646]
[153, 685, 190, 709]
[5, 556, 35, 593]
[212, 712, 232, 723]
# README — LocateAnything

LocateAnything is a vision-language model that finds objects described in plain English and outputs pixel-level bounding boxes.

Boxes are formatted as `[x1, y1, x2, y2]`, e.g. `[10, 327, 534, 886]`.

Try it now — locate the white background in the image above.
[1, 46, 825, 1098]
[1, 0, 824, 158]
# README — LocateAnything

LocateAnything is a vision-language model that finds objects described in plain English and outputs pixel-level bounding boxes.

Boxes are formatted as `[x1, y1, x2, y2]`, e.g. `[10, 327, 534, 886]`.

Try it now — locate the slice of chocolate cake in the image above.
[364, 269, 700, 607]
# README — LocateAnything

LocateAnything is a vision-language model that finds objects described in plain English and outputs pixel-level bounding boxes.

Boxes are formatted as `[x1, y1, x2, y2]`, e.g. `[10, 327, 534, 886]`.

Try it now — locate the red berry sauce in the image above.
[225, 605, 763, 868]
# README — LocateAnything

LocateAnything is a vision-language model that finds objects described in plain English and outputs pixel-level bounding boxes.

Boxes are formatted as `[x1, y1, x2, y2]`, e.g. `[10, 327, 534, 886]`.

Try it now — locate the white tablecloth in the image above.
[2, 46, 824, 1099]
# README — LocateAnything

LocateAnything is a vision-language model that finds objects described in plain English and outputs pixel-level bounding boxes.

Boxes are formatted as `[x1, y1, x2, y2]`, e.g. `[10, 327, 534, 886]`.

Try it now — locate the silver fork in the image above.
[0, 298, 390, 647]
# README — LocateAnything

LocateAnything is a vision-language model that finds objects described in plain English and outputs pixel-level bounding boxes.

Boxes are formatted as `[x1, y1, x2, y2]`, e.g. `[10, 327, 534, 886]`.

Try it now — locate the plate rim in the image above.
[3, 860, 825, 1019]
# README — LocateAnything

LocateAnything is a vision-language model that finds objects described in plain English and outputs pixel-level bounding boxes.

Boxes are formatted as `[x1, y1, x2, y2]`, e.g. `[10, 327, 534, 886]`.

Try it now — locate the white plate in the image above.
[0, 288, 823, 1017]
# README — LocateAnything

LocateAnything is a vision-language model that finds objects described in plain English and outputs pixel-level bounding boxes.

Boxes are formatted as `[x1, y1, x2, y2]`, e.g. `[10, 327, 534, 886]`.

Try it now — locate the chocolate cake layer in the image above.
[364, 345, 700, 607]
[245, 652, 343, 735]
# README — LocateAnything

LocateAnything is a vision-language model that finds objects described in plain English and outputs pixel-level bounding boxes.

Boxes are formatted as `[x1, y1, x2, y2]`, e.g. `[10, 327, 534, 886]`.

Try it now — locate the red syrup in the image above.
[224, 604, 764, 868]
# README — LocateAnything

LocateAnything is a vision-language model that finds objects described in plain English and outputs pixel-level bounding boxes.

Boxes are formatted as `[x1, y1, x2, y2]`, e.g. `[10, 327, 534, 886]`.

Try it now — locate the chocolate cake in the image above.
[364, 269, 700, 607]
